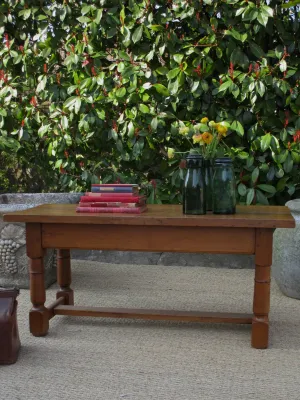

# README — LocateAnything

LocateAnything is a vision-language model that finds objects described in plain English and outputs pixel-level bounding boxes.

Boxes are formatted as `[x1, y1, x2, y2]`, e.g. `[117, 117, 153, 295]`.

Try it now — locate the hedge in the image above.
[0, 0, 300, 204]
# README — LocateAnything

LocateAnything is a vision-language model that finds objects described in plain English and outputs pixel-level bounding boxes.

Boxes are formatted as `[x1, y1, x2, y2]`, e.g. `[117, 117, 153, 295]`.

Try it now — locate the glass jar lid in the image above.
[186, 153, 203, 168]
[214, 157, 233, 165]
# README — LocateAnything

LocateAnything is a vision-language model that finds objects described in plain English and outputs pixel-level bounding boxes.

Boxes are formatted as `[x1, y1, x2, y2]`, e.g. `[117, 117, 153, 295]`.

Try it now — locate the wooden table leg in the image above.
[26, 223, 49, 337]
[251, 228, 273, 349]
[56, 249, 74, 305]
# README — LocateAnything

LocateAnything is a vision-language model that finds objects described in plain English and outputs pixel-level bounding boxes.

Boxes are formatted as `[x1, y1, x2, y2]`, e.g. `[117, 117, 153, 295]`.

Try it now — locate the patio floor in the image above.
[1, 260, 300, 400]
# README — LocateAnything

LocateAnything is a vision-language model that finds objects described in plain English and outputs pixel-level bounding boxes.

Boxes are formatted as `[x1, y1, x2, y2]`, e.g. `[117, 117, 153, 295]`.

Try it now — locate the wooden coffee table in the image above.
[4, 204, 294, 348]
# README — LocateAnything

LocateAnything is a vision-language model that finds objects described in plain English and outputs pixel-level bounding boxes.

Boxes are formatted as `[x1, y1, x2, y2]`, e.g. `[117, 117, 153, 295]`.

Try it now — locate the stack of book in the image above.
[76, 184, 147, 214]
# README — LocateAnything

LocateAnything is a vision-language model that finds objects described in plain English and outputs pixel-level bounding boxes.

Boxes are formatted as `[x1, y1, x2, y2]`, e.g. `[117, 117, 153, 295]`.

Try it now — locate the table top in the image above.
[3, 204, 295, 229]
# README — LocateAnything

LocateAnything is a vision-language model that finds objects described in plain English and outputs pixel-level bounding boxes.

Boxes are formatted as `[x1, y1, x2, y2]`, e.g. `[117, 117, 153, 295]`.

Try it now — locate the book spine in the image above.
[85, 192, 137, 197]
[80, 196, 144, 203]
[91, 187, 137, 193]
[78, 202, 142, 208]
[91, 184, 138, 187]
[76, 206, 147, 214]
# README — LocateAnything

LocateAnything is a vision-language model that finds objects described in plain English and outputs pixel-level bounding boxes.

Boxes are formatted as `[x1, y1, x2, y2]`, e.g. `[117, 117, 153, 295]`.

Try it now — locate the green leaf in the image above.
[33, 13, 46, 24]
[257, 12, 268, 26]
[191, 81, 199, 93]
[246, 156, 254, 168]
[13, 54, 22, 65]
[231, 48, 249, 69]
[148, 25, 164, 31]
[256, 81, 265, 97]
[77, 16, 91, 23]
[246, 188, 255, 205]
[107, 28, 117, 38]
[95, 9, 103, 24]
[38, 124, 50, 137]
[251, 167, 259, 183]
[127, 121, 134, 137]
[151, 117, 158, 131]
[226, 29, 247, 42]
[153, 84, 169, 96]
[261, 5, 274, 17]
[167, 68, 181, 80]
[169, 79, 179, 95]
[257, 184, 276, 194]
[283, 154, 293, 173]
[36, 76, 47, 93]
[139, 104, 150, 114]
[132, 26, 143, 44]
[156, 67, 169, 75]
[238, 183, 247, 196]
[237, 152, 249, 160]
[231, 121, 244, 136]
[19, 9, 31, 20]
[256, 189, 269, 205]
[47, 142, 53, 157]
[279, 59, 287, 72]
[218, 80, 233, 92]
[277, 177, 289, 192]
[63, 96, 77, 108]
[116, 87, 126, 98]
[146, 50, 154, 62]
[61, 116, 68, 130]
[201, 80, 209, 92]
[81, 5, 91, 15]
[261, 133, 271, 151]
[74, 97, 81, 114]
[249, 42, 266, 58]
[236, 7, 246, 16]
[173, 54, 184, 64]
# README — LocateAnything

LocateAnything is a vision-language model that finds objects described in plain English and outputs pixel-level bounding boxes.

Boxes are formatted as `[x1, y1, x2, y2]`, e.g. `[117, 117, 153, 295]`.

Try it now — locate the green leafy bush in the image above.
[0, 0, 300, 204]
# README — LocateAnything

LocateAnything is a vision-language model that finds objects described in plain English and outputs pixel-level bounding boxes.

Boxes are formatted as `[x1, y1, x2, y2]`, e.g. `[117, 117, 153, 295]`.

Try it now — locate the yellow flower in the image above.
[208, 121, 216, 128]
[217, 125, 227, 136]
[201, 117, 209, 124]
[202, 132, 213, 144]
[179, 126, 189, 136]
[193, 134, 204, 144]
[167, 148, 175, 159]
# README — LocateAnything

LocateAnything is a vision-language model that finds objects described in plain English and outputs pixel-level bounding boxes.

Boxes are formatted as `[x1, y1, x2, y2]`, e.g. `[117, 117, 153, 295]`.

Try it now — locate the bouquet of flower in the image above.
[168, 117, 229, 160]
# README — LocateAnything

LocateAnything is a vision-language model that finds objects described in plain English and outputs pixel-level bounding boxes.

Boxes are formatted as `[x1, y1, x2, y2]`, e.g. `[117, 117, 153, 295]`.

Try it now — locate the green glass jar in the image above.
[212, 158, 236, 215]
[204, 159, 213, 212]
[183, 153, 206, 215]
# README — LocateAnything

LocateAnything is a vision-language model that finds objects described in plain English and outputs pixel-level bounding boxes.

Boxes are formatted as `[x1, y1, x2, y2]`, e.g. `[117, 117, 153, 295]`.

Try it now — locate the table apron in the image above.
[41, 223, 256, 254]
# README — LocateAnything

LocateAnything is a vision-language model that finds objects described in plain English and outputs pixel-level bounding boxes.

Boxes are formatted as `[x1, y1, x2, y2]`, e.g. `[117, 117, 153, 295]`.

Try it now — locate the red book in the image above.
[80, 195, 145, 203]
[78, 202, 145, 208]
[76, 206, 147, 214]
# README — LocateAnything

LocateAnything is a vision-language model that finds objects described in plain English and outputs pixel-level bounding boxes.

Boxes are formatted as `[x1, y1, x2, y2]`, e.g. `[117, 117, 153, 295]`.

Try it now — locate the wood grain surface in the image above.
[42, 224, 256, 254]
[54, 305, 253, 324]
[3, 204, 295, 229]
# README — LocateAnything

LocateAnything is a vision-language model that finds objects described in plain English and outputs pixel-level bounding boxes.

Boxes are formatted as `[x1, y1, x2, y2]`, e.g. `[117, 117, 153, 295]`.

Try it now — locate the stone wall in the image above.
[71, 249, 254, 268]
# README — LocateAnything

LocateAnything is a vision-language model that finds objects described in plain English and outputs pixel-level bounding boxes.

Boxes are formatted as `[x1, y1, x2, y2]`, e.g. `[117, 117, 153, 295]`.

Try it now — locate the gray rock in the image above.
[0, 193, 82, 289]
[157, 253, 254, 268]
[71, 250, 162, 265]
[0, 192, 83, 205]
[272, 199, 300, 299]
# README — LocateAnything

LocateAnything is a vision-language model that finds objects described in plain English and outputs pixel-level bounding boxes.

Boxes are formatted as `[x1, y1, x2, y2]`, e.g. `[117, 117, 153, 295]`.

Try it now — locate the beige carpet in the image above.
[1, 261, 300, 400]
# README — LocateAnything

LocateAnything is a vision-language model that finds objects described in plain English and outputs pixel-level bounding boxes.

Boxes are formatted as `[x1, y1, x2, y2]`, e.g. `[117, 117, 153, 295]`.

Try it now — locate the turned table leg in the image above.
[252, 228, 273, 349]
[56, 249, 74, 305]
[26, 223, 49, 337]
